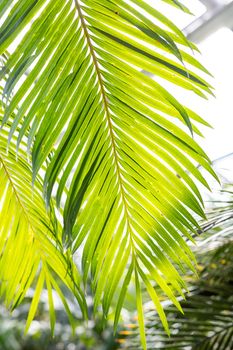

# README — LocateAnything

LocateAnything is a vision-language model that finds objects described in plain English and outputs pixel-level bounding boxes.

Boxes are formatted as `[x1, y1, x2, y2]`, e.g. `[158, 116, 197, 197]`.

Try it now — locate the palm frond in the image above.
[118, 242, 233, 350]
[0, 1, 217, 342]
[119, 293, 233, 350]
[118, 187, 233, 349]
[196, 184, 233, 251]
[0, 95, 87, 333]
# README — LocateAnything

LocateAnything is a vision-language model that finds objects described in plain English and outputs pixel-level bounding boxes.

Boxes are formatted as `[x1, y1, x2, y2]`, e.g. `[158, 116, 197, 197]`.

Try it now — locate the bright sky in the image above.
[196, 27, 233, 162]
[153, 0, 233, 163]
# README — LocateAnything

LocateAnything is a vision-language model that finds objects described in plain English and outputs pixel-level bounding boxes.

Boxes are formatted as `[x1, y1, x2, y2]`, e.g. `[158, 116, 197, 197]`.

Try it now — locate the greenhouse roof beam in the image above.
[184, 1, 233, 43]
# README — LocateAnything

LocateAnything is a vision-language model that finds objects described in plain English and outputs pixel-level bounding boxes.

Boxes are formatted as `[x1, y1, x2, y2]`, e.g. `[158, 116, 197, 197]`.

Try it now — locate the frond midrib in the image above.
[0, 151, 38, 239]
[74, 0, 134, 239]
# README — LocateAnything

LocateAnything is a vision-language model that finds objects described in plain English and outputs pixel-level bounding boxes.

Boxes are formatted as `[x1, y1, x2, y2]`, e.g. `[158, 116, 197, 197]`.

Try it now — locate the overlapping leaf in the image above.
[0, 0, 217, 345]
[118, 185, 233, 349]
[118, 239, 233, 350]
[0, 90, 86, 332]
[118, 282, 233, 350]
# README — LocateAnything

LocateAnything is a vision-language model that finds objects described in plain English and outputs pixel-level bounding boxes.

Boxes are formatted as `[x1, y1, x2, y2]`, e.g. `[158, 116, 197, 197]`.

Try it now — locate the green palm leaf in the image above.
[0, 1, 217, 345]
[0, 93, 87, 333]
[119, 288, 233, 350]
[117, 188, 233, 349]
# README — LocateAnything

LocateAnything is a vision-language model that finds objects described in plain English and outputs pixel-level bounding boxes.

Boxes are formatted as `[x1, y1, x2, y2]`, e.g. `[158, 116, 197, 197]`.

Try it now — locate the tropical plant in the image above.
[0, 90, 87, 332]
[117, 181, 233, 349]
[117, 245, 233, 350]
[0, 1, 217, 347]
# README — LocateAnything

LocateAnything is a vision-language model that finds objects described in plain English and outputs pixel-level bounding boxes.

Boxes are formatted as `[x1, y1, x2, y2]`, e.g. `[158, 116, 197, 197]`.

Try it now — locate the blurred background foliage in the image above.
[0, 289, 118, 350]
